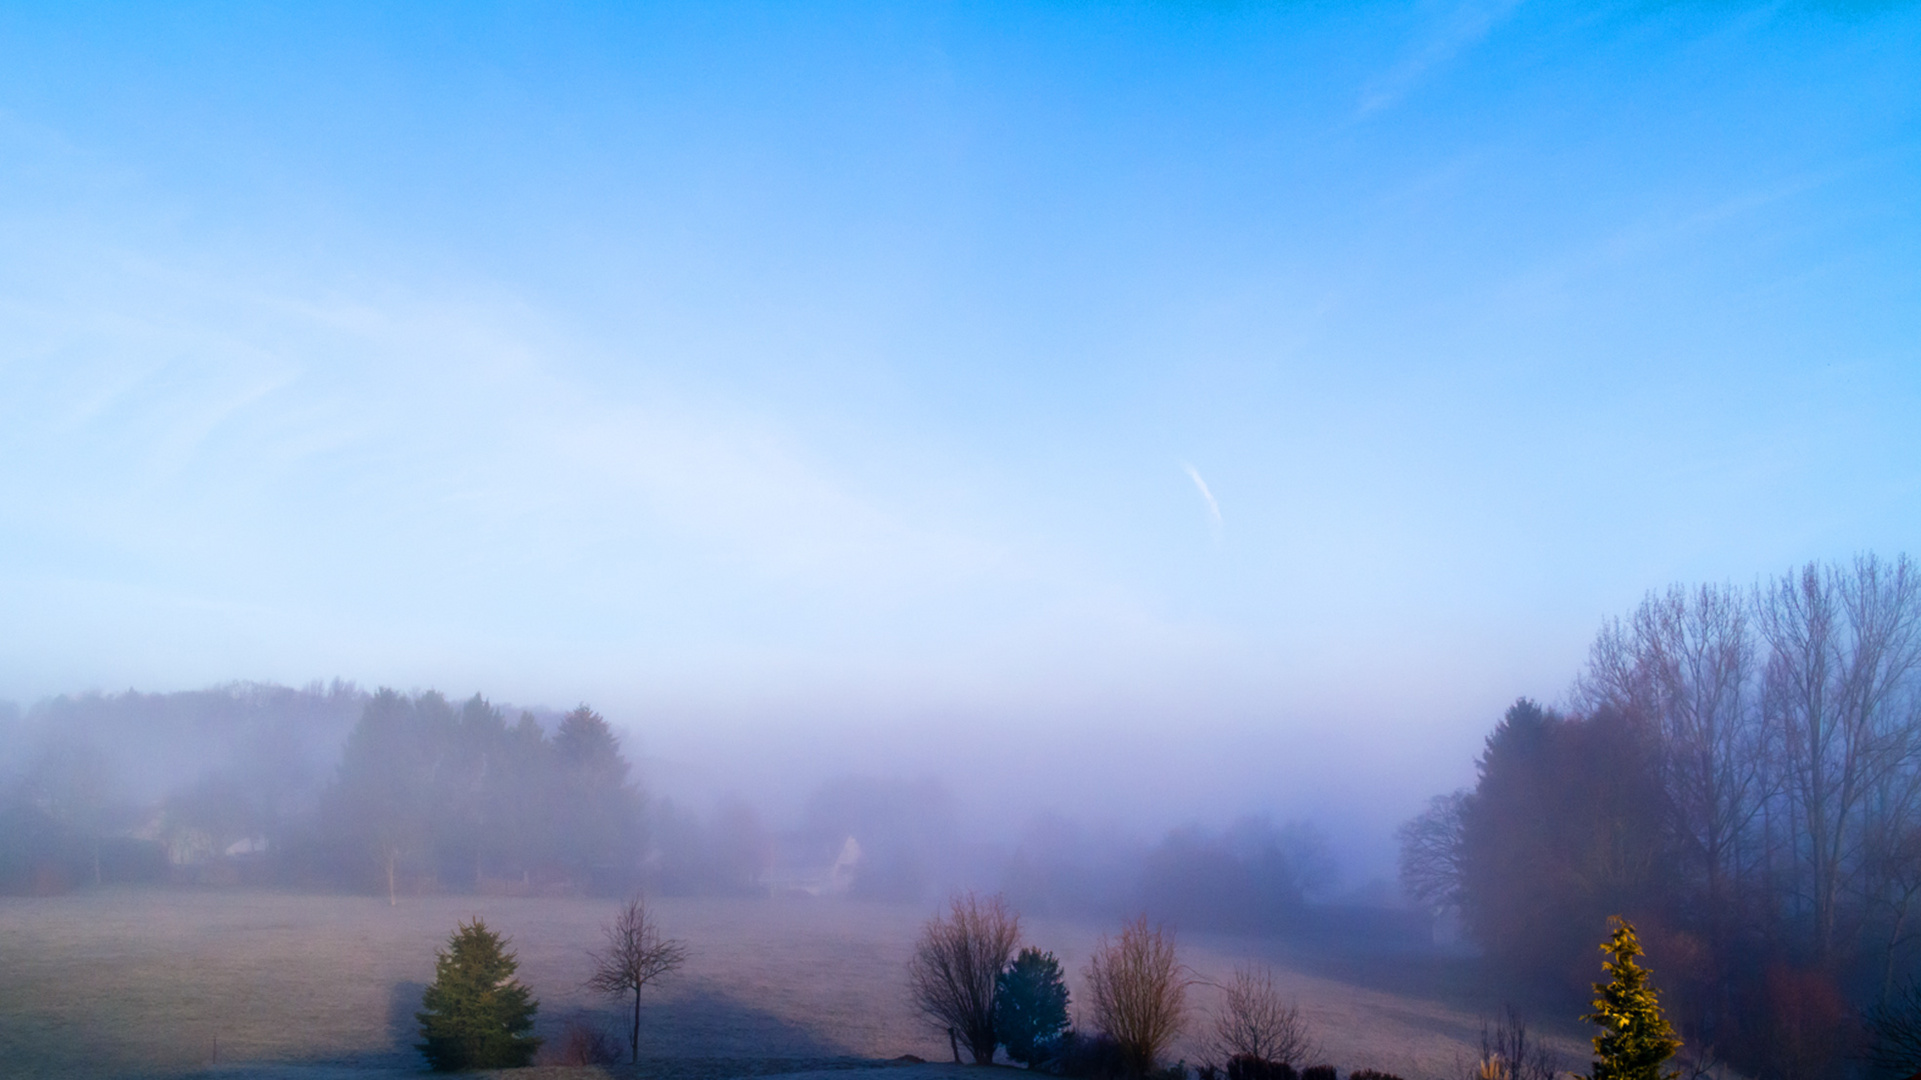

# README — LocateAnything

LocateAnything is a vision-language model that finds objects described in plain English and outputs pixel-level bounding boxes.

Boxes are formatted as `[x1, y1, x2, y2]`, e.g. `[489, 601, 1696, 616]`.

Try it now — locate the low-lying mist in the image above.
[0, 681, 1410, 941]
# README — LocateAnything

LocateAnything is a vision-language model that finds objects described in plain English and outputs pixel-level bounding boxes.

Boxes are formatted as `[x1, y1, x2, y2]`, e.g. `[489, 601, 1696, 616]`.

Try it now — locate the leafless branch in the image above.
[586, 895, 688, 1064]
[906, 891, 1021, 1064]
[1085, 916, 1187, 1076]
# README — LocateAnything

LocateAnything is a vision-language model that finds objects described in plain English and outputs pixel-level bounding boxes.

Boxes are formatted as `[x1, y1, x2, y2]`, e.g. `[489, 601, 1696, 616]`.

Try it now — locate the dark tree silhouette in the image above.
[996, 946, 1070, 1066]
[1865, 977, 1921, 1077]
[1396, 791, 1467, 915]
[1457, 699, 1671, 983]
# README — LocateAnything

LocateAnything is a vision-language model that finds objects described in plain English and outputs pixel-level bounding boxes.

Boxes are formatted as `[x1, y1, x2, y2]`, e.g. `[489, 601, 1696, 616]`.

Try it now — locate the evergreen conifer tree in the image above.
[995, 946, 1071, 1066]
[417, 918, 542, 1070]
[1583, 917, 1680, 1080]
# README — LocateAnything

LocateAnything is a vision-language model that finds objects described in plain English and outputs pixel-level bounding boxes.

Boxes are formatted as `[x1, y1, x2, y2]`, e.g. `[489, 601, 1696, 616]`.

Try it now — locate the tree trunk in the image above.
[631, 989, 642, 1064]
[972, 1033, 997, 1065]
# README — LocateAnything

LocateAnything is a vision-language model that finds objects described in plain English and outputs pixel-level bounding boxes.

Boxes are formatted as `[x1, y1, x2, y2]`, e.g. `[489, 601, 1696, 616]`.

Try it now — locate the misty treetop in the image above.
[320, 693, 645, 899]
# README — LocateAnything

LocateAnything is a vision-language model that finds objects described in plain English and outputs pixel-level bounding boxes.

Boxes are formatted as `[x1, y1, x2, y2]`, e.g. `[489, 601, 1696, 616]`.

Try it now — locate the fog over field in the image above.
[2, 2, 1919, 1079]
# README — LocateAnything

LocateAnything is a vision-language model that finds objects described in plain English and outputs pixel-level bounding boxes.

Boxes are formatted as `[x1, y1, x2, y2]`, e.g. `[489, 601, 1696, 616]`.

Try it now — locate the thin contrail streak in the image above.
[1184, 464, 1222, 528]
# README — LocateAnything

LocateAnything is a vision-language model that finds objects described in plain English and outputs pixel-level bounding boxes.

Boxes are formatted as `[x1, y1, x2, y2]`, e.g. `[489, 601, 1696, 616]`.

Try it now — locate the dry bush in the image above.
[907, 891, 1021, 1064]
[1209, 964, 1315, 1068]
[1085, 915, 1188, 1076]
[1762, 966, 1852, 1080]
[548, 1017, 621, 1066]
[1056, 1030, 1131, 1079]
[1225, 1056, 1295, 1080]
[1466, 1007, 1557, 1080]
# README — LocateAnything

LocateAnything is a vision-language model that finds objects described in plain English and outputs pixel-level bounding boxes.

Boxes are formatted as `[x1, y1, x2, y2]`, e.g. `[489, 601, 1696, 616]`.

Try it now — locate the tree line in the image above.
[1400, 552, 1921, 1078]
[0, 685, 659, 898]
[2, 684, 1347, 938]
[315, 690, 645, 900]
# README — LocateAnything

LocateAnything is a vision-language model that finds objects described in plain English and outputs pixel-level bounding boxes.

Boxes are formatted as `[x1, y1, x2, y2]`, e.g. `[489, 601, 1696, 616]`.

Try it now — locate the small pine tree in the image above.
[1583, 917, 1680, 1080]
[996, 946, 1071, 1066]
[416, 918, 542, 1071]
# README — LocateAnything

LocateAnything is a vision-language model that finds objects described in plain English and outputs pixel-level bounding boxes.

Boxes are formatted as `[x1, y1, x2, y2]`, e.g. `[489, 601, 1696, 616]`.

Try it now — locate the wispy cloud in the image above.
[1358, 0, 1528, 116]
[1184, 463, 1223, 533]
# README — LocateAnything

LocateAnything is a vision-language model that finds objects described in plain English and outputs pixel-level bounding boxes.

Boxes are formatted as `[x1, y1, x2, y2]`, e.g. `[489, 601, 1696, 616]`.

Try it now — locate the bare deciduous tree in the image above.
[1397, 791, 1468, 914]
[1759, 555, 1921, 966]
[1085, 916, 1188, 1076]
[1208, 964, 1314, 1068]
[907, 891, 1021, 1064]
[1636, 585, 1766, 933]
[586, 895, 688, 1065]
[1577, 582, 1771, 1033]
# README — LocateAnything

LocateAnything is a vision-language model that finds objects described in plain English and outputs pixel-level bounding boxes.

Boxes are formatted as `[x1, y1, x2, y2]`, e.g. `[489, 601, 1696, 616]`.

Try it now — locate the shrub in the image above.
[1086, 916, 1188, 1076]
[549, 1018, 621, 1066]
[1473, 1006, 1558, 1080]
[908, 892, 1022, 1064]
[1761, 965, 1849, 1080]
[1209, 965, 1313, 1069]
[1297, 1067, 1335, 1080]
[415, 918, 541, 1070]
[1348, 1071, 1407, 1080]
[1055, 1031, 1131, 1079]
[1226, 1055, 1296, 1080]
[997, 946, 1071, 1066]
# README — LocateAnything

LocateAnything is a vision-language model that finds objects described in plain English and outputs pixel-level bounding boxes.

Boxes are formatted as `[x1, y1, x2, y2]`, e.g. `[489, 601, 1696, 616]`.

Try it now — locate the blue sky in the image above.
[2, 2, 1917, 854]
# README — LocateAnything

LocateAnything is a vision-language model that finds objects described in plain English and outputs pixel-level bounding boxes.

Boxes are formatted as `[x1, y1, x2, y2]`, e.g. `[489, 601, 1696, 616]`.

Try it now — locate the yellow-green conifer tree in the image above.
[1584, 917, 1681, 1080]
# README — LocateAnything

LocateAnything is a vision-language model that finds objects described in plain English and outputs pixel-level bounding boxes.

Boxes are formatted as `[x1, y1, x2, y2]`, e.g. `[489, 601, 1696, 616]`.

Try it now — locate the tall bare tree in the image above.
[1085, 916, 1187, 1076]
[586, 895, 688, 1064]
[1758, 555, 1921, 966]
[907, 892, 1021, 1064]
[1637, 585, 1765, 923]
[1578, 583, 1772, 972]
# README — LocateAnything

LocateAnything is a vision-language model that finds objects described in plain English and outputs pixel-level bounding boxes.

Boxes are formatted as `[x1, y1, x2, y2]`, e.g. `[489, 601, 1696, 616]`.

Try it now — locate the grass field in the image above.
[0, 889, 1589, 1080]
